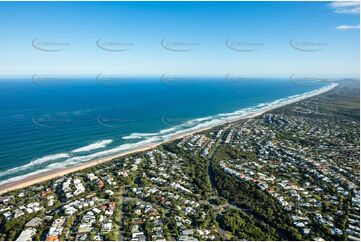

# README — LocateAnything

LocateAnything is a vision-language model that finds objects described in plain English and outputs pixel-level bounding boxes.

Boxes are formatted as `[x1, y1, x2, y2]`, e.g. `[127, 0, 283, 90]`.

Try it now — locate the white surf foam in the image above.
[122, 132, 159, 139]
[0, 168, 53, 185]
[31, 153, 70, 165]
[122, 127, 178, 139]
[47, 136, 162, 169]
[0, 153, 69, 178]
[72, 139, 113, 153]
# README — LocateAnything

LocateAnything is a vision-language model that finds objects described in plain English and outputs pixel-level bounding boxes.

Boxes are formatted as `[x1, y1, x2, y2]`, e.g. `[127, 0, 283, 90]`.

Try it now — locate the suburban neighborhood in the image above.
[0, 84, 359, 241]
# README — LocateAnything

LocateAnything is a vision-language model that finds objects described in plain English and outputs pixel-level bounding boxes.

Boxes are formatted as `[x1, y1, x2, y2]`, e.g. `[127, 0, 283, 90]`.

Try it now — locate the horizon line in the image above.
[0, 74, 359, 80]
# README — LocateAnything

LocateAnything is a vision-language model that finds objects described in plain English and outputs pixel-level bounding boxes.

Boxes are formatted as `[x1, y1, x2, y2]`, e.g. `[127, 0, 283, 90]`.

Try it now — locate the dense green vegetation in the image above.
[162, 144, 211, 199]
[219, 208, 273, 240]
[212, 161, 302, 240]
[213, 145, 256, 161]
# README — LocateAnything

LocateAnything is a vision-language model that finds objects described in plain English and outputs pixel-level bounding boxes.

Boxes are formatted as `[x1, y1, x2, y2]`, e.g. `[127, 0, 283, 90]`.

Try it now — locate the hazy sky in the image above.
[0, 1, 359, 78]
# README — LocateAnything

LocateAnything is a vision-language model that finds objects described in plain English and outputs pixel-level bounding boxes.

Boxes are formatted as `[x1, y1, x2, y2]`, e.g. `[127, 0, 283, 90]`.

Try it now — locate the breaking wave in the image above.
[0, 153, 70, 178]
[72, 139, 113, 153]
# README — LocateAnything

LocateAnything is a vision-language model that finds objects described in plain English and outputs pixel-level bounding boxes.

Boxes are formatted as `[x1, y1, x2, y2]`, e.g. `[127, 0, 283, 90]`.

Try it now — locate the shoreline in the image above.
[0, 83, 338, 195]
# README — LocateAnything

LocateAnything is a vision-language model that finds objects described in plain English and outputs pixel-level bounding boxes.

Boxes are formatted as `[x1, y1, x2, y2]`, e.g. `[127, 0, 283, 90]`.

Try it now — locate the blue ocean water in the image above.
[0, 77, 328, 183]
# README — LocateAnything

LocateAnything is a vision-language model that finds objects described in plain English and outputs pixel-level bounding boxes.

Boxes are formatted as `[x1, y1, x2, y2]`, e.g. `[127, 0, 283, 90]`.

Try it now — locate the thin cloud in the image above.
[336, 24, 360, 30]
[328, 1, 360, 14]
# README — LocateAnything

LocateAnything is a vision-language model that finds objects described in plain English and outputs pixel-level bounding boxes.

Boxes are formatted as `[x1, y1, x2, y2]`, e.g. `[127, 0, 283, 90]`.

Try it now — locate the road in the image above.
[118, 185, 128, 241]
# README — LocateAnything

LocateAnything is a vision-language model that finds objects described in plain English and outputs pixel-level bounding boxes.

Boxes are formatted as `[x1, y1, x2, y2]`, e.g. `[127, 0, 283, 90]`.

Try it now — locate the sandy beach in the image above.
[0, 83, 338, 195]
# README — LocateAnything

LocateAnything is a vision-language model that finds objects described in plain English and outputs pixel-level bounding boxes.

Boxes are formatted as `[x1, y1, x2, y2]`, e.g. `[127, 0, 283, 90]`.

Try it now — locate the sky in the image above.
[0, 1, 359, 78]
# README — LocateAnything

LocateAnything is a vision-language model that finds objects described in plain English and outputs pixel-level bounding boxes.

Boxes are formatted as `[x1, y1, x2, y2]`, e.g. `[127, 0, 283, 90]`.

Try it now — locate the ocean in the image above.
[0, 77, 329, 184]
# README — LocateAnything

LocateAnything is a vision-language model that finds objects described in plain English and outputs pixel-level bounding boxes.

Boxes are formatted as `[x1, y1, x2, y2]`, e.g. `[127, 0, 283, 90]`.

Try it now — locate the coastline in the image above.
[0, 83, 338, 195]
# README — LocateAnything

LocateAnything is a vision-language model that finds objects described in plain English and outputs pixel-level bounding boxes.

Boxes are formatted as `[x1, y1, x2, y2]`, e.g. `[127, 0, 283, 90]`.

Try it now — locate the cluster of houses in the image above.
[120, 149, 218, 240]
[211, 100, 360, 240]
[177, 135, 209, 152]
[125, 202, 163, 241]
[1, 197, 44, 221]
[0, 164, 123, 241]
[59, 177, 85, 199]
[15, 217, 43, 241]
